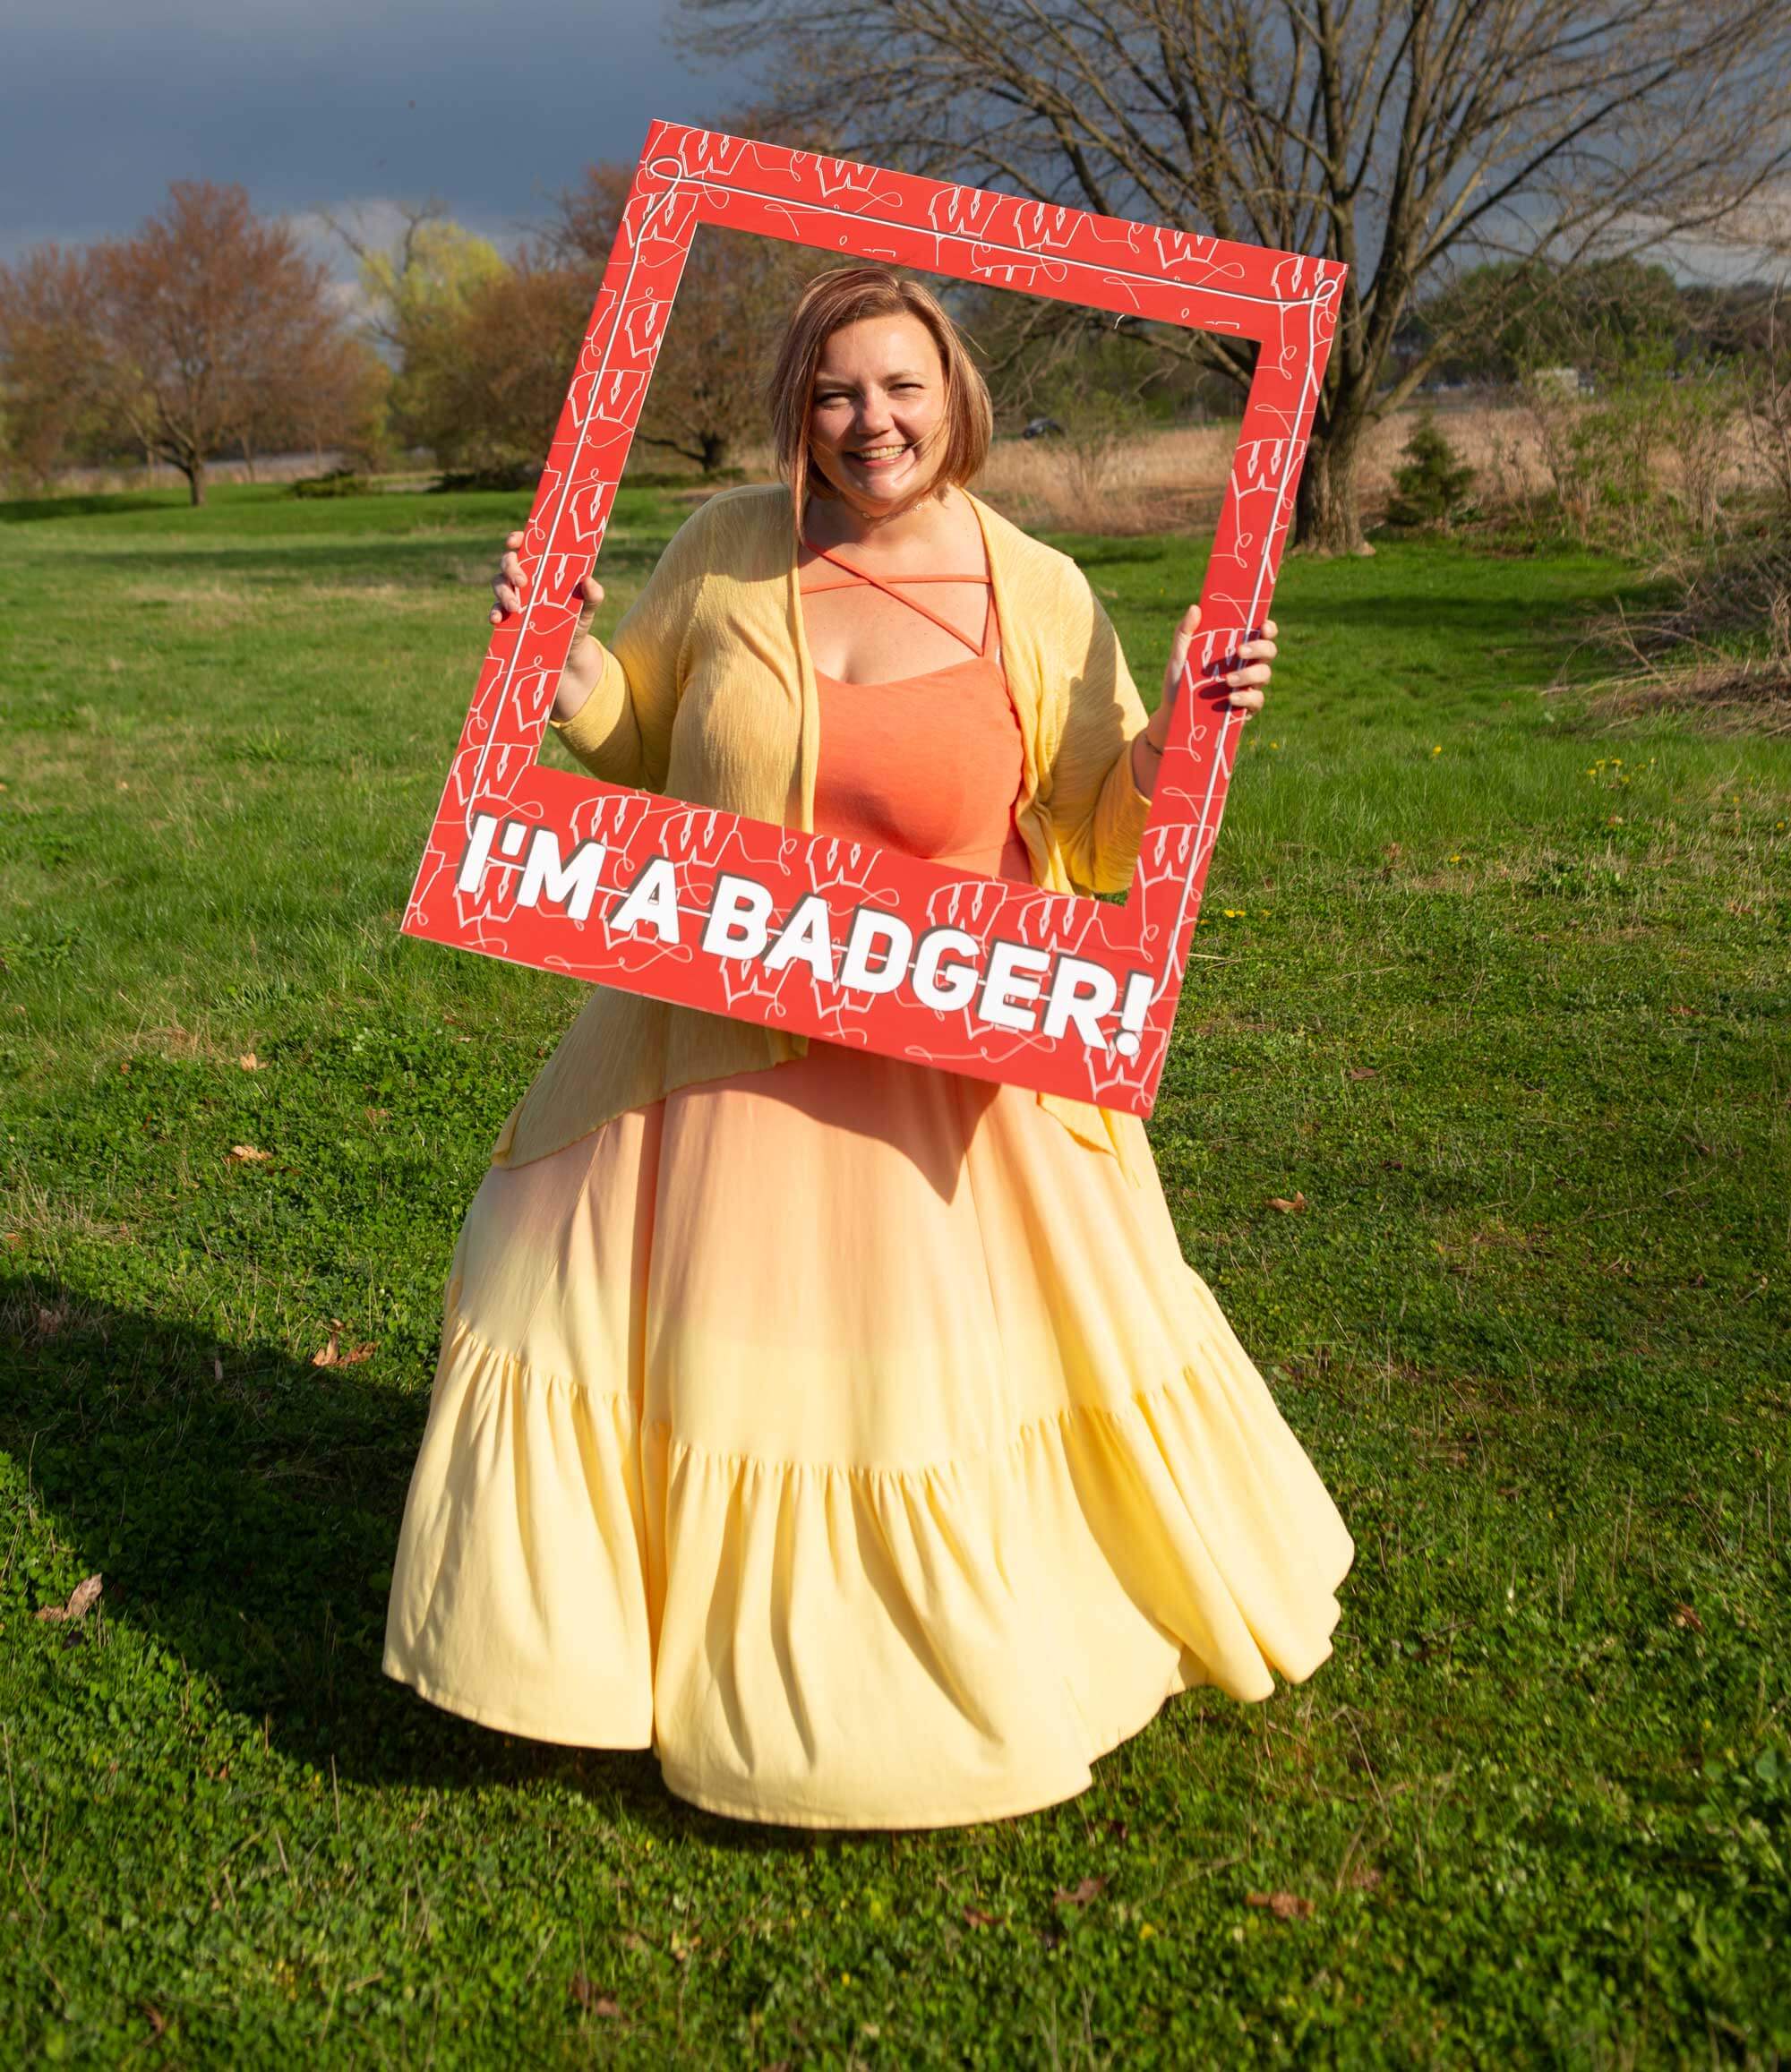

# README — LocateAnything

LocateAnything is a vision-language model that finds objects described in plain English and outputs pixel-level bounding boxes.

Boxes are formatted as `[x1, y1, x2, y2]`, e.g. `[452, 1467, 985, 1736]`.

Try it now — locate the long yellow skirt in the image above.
[381, 1042, 1353, 1829]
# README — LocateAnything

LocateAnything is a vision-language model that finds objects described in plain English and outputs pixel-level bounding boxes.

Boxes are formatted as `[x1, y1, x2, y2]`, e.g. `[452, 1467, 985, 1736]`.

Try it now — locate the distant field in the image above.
[1, 482, 1787, 2066]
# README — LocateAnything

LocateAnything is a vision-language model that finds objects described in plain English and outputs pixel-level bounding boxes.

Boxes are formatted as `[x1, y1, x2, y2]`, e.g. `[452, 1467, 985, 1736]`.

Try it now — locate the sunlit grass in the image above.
[2, 483, 1787, 2066]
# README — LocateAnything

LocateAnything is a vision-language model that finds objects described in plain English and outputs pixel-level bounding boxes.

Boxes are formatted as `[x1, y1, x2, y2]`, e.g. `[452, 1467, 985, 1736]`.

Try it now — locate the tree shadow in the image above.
[0, 490, 197, 525]
[0, 1268, 837, 1852]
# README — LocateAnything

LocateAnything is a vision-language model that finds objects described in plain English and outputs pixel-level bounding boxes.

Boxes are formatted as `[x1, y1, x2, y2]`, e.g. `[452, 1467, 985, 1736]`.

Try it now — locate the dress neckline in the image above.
[799, 534, 998, 686]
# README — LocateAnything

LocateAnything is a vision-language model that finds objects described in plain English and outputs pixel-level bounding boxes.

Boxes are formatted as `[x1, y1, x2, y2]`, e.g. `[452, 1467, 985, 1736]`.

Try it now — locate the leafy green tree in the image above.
[342, 215, 511, 466]
[1416, 260, 1686, 385]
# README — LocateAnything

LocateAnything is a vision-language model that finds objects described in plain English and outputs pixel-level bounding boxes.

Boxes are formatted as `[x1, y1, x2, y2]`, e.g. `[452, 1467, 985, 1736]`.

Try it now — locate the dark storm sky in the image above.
[0, 1, 752, 270]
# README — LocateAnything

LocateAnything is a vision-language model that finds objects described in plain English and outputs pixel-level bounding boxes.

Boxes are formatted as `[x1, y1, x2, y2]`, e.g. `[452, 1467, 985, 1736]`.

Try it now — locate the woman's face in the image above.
[806, 313, 950, 513]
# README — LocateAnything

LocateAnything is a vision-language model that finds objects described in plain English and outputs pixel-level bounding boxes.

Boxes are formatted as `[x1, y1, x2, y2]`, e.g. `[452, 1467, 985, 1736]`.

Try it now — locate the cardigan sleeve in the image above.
[1040, 567, 1155, 895]
[548, 502, 715, 791]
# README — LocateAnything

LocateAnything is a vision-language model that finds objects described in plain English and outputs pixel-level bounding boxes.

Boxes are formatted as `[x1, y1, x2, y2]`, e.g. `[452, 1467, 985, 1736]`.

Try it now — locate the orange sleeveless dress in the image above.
[381, 542, 1353, 1830]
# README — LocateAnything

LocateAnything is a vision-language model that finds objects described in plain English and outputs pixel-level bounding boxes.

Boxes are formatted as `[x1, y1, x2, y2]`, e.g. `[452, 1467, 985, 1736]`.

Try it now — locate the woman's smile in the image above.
[845, 440, 917, 481]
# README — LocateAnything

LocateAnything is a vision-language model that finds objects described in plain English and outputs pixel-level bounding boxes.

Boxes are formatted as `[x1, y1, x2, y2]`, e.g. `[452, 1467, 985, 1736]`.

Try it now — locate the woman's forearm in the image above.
[1128, 709, 1171, 798]
[552, 635, 609, 723]
[549, 641, 646, 785]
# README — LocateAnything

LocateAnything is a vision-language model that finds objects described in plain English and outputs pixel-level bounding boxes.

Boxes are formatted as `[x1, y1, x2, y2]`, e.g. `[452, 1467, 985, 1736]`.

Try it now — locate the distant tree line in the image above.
[1401, 259, 1786, 390]
[0, 182, 386, 504]
[5, 12, 1788, 537]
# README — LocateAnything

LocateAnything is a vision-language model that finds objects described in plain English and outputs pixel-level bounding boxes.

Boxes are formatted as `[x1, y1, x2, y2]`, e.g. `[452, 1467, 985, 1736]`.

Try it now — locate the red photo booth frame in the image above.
[401, 121, 1341, 1116]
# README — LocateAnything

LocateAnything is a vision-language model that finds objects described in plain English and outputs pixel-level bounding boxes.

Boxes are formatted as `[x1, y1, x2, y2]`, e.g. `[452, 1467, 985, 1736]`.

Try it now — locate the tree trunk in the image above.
[1294, 424, 1370, 555]
[183, 459, 206, 507]
[699, 431, 733, 476]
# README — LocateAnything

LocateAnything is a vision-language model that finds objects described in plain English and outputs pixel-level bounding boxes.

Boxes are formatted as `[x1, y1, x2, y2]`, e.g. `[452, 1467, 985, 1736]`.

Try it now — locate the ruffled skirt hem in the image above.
[382, 1299, 1352, 1830]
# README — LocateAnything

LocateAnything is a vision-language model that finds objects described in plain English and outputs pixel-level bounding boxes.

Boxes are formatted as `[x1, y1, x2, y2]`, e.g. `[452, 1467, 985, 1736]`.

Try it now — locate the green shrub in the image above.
[1386, 412, 1478, 529]
[290, 468, 371, 500]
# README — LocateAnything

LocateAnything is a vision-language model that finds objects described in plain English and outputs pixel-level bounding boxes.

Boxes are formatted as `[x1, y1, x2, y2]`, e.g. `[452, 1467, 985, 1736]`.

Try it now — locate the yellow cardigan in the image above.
[489, 482, 1157, 1176]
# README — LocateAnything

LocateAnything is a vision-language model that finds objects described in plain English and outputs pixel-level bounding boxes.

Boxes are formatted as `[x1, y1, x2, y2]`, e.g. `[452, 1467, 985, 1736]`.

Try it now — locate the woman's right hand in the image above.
[491, 529, 607, 723]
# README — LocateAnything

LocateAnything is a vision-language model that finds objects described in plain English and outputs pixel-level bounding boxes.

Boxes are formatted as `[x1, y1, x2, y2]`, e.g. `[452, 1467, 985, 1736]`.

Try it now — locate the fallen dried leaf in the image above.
[620, 1931, 647, 1953]
[1348, 1066, 1379, 1082]
[141, 2003, 166, 2038]
[1247, 1890, 1314, 1921]
[3, 1233, 20, 1246]
[1346, 1864, 1384, 1892]
[568, 1970, 619, 2015]
[1053, 1876, 1108, 1908]
[118, 1060, 131, 1075]
[227, 1143, 270, 1164]
[312, 1327, 376, 1369]
[213, 1356, 224, 1383]
[1266, 1191, 1308, 1213]
[1671, 1602, 1705, 1632]
[313, 1323, 343, 1368]
[37, 1573, 103, 1622]
[238, 1052, 262, 1071]
[962, 1906, 999, 1928]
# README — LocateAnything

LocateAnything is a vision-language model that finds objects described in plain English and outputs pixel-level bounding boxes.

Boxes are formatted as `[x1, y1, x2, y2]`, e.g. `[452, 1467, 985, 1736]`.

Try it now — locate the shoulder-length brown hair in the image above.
[766, 267, 992, 522]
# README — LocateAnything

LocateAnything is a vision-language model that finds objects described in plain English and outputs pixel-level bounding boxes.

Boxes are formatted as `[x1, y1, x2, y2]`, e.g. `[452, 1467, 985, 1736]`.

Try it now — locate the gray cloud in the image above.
[0, 1, 757, 268]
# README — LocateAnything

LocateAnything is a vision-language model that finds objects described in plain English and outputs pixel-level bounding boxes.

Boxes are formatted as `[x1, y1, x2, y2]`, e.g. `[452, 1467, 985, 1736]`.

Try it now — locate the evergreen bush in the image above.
[1385, 412, 1478, 528]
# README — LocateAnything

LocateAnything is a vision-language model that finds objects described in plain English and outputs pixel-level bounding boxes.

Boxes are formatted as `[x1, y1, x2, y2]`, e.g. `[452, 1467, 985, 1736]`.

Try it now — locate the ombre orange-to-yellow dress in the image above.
[382, 554, 1352, 1830]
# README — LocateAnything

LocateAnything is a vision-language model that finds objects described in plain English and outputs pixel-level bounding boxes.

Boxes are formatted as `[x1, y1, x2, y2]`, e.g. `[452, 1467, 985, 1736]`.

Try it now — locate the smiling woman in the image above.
[381, 263, 1346, 1832]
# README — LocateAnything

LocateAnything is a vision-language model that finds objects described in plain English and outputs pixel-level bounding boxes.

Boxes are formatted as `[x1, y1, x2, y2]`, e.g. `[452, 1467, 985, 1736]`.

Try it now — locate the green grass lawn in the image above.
[2, 482, 1787, 2067]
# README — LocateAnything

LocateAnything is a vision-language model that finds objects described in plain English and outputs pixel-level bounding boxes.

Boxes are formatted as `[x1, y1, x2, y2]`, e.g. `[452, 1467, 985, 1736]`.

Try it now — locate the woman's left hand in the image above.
[1163, 604, 1278, 718]
[1132, 607, 1279, 792]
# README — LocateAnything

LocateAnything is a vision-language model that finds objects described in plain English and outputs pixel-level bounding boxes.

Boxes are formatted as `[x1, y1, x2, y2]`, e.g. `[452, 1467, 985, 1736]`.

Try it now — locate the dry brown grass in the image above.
[1574, 535, 1791, 734]
[967, 406, 1548, 535]
[971, 400, 1777, 539]
[1583, 657, 1791, 735]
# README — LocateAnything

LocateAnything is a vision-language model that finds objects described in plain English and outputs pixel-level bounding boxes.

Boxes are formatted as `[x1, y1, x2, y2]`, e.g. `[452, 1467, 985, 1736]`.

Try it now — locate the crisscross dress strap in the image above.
[801, 537, 994, 657]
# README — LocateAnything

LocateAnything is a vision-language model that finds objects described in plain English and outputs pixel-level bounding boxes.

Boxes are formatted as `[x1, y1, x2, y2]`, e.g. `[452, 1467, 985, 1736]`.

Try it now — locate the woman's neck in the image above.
[801, 482, 963, 555]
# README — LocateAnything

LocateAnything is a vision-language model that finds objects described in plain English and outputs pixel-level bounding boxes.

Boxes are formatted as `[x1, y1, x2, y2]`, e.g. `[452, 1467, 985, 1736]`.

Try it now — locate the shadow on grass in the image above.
[41, 533, 673, 595]
[0, 490, 200, 524]
[0, 1270, 823, 1854]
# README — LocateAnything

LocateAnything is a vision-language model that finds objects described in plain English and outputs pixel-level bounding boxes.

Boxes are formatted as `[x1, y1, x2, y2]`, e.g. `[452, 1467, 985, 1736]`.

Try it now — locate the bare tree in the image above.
[681, 0, 1791, 552]
[94, 181, 359, 504]
[0, 245, 111, 487]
